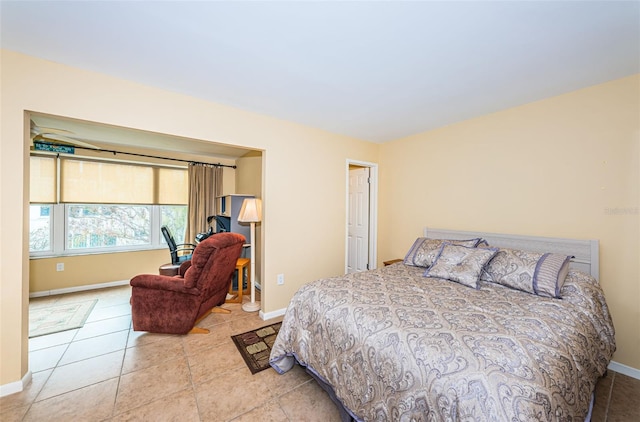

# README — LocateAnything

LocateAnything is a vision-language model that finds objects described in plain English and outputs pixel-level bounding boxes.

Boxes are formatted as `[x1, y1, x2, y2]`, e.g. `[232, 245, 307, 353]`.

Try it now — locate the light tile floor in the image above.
[1, 285, 639, 421]
[2, 286, 340, 422]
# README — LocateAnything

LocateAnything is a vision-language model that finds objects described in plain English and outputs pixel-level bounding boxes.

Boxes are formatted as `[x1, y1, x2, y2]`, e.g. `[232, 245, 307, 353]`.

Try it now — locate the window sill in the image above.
[30, 246, 166, 260]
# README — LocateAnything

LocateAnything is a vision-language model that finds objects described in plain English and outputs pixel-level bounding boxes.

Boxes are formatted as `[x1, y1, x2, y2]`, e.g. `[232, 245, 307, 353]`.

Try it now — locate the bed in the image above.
[269, 228, 616, 421]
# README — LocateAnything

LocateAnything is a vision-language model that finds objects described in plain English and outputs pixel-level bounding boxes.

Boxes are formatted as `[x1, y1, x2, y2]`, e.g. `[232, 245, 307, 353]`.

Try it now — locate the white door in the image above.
[347, 167, 370, 273]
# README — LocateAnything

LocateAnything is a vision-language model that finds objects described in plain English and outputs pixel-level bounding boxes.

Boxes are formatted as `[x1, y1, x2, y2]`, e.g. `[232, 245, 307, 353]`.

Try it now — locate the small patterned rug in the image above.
[231, 322, 281, 374]
[29, 299, 98, 338]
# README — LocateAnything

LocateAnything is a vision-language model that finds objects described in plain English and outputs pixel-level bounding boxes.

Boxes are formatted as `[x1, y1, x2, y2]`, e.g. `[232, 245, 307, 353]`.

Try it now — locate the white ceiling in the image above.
[2, 1, 639, 144]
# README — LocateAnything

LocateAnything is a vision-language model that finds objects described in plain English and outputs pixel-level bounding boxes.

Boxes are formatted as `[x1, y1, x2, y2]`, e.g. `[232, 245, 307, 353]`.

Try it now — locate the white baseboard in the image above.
[608, 360, 640, 380]
[29, 279, 130, 298]
[0, 371, 32, 398]
[260, 306, 287, 321]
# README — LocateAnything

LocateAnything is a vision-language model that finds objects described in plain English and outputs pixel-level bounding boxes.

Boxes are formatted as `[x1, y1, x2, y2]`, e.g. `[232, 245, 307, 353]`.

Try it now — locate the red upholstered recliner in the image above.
[130, 232, 245, 334]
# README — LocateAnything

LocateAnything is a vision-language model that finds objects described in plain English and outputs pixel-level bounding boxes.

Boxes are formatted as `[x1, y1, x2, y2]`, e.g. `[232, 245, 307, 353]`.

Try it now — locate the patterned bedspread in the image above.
[269, 263, 616, 421]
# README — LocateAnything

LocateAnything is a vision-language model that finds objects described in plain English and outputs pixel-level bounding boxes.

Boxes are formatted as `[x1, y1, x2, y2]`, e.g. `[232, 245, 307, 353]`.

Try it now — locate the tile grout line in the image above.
[20, 368, 54, 417]
[603, 371, 615, 422]
[28, 292, 130, 412]
[183, 332, 205, 422]
[30, 305, 81, 405]
[110, 315, 132, 420]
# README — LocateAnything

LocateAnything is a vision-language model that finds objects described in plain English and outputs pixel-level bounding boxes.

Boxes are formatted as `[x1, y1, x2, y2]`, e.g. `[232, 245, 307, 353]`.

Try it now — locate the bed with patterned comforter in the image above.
[269, 262, 615, 421]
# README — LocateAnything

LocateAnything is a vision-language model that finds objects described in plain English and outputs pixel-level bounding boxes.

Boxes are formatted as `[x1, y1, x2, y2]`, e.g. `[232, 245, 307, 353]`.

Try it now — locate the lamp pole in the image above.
[242, 219, 260, 312]
[238, 198, 261, 312]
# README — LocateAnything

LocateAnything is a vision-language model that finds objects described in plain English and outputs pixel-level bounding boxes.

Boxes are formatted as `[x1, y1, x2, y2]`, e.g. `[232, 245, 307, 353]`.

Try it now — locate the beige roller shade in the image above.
[30, 155, 57, 203]
[61, 159, 154, 204]
[31, 154, 188, 205]
[157, 167, 188, 205]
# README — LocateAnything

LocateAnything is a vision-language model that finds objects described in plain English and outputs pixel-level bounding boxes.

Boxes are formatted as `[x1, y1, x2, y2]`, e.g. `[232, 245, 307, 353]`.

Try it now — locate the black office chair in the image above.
[161, 226, 196, 265]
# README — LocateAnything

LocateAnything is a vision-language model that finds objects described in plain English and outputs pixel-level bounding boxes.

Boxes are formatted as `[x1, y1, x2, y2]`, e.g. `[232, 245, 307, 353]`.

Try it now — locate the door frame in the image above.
[345, 159, 378, 273]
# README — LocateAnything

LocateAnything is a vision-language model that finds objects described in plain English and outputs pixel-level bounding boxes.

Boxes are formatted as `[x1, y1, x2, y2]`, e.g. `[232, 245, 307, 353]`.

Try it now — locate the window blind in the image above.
[29, 155, 188, 205]
[61, 159, 154, 204]
[157, 167, 188, 205]
[29, 155, 57, 203]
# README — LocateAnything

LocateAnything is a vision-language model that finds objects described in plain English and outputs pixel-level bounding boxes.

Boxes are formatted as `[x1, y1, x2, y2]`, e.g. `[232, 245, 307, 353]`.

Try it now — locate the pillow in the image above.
[424, 243, 499, 288]
[476, 239, 490, 247]
[481, 248, 573, 298]
[403, 237, 483, 267]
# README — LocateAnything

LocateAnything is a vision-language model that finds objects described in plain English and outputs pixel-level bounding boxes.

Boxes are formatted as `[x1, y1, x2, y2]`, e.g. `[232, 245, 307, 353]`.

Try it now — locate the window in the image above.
[29, 153, 189, 257]
[29, 204, 188, 256]
[29, 205, 53, 253]
[161, 205, 188, 244]
[66, 205, 151, 250]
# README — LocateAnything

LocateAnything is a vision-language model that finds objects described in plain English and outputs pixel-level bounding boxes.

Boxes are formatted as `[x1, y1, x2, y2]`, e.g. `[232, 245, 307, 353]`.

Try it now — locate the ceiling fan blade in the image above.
[30, 119, 75, 138]
[38, 126, 73, 135]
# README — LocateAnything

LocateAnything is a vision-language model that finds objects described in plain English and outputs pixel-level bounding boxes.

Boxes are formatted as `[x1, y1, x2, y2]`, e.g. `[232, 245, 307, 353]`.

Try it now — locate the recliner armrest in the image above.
[130, 274, 200, 295]
[178, 260, 191, 276]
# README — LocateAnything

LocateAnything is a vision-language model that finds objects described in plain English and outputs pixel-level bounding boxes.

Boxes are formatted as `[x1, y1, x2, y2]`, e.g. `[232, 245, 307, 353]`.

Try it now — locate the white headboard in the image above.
[424, 228, 599, 281]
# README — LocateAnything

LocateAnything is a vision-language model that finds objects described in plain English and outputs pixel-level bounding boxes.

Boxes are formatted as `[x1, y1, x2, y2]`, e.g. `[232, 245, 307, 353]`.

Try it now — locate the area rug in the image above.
[231, 322, 281, 374]
[29, 299, 98, 338]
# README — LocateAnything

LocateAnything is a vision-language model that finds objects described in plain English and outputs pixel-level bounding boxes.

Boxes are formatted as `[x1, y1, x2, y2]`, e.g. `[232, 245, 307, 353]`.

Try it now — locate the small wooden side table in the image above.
[383, 259, 403, 266]
[226, 258, 250, 304]
[159, 263, 180, 276]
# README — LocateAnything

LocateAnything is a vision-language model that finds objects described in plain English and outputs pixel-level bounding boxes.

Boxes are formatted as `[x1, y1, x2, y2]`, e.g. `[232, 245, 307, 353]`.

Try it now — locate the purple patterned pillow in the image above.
[481, 248, 572, 298]
[403, 237, 483, 268]
[424, 243, 499, 288]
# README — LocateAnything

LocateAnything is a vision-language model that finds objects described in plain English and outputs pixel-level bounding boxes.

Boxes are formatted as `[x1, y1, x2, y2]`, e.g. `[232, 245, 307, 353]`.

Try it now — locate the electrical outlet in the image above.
[277, 274, 284, 285]
[56, 263, 64, 272]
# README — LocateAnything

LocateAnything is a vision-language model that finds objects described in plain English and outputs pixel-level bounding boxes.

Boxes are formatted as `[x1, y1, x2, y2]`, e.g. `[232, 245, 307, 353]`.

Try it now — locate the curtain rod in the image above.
[33, 141, 237, 169]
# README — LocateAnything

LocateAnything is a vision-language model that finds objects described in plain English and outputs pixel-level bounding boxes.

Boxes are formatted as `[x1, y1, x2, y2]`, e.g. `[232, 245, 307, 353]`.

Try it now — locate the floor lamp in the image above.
[238, 198, 262, 312]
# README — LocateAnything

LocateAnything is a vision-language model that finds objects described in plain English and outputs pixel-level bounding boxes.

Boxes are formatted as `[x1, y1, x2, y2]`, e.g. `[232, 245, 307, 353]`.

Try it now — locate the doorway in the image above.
[345, 160, 378, 273]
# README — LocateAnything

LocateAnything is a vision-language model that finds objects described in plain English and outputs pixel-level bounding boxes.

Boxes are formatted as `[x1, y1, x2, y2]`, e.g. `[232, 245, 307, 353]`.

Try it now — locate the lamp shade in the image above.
[238, 198, 262, 223]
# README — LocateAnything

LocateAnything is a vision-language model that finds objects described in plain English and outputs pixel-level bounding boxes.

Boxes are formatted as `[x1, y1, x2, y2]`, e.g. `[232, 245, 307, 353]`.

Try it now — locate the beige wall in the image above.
[235, 152, 263, 197]
[378, 74, 640, 370]
[0, 50, 379, 387]
[29, 249, 167, 293]
[235, 152, 264, 284]
[220, 166, 237, 197]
